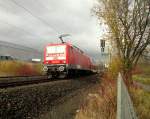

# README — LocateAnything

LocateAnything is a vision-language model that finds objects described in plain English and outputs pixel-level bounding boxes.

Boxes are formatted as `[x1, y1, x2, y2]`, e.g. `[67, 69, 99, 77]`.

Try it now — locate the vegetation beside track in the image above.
[75, 73, 117, 119]
[130, 87, 150, 119]
[0, 79, 88, 119]
[75, 58, 120, 119]
[130, 62, 150, 119]
[75, 59, 150, 119]
[133, 75, 150, 85]
[0, 61, 44, 77]
[132, 63, 150, 85]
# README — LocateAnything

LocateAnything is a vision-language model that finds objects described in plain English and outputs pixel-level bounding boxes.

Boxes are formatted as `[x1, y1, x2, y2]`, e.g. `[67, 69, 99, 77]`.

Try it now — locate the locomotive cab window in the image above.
[45, 45, 66, 61]
[46, 45, 66, 54]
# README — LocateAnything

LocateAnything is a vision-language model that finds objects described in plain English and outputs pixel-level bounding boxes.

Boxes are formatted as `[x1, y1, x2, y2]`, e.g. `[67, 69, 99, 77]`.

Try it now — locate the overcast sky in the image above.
[0, 0, 105, 59]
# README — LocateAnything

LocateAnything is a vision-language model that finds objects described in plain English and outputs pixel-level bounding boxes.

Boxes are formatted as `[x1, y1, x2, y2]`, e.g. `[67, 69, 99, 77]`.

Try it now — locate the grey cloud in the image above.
[0, 0, 102, 60]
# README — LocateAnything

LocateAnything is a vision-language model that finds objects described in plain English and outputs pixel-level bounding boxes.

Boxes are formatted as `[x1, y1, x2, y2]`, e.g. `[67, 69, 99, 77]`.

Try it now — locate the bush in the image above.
[107, 57, 122, 80]
[0, 61, 44, 76]
[17, 63, 44, 76]
[75, 73, 117, 119]
[75, 56, 121, 119]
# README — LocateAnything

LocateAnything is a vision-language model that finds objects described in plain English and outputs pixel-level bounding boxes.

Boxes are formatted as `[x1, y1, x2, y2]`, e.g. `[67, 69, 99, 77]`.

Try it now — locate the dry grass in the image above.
[132, 62, 150, 85]
[75, 73, 117, 119]
[74, 60, 150, 119]
[130, 87, 150, 119]
[133, 75, 150, 85]
[131, 62, 150, 119]
[0, 61, 44, 76]
[74, 57, 120, 119]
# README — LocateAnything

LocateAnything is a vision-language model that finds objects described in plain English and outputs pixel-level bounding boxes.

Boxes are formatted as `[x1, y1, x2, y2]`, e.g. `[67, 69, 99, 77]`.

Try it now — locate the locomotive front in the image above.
[43, 44, 68, 78]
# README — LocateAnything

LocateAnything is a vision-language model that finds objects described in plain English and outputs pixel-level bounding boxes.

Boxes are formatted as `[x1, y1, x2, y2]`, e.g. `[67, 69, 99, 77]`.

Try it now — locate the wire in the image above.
[35, 0, 71, 38]
[0, 19, 45, 40]
[0, 2, 48, 40]
[0, 0, 63, 46]
[0, 19, 45, 52]
[0, 40, 41, 53]
[10, 0, 59, 34]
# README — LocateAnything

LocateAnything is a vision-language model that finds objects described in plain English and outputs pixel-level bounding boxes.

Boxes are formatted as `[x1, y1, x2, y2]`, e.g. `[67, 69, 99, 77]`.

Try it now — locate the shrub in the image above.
[75, 73, 117, 119]
[107, 57, 122, 80]
[0, 61, 43, 76]
[132, 65, 143, 75]
[75, 56, 121, 119]
[0, 61, 19, 76]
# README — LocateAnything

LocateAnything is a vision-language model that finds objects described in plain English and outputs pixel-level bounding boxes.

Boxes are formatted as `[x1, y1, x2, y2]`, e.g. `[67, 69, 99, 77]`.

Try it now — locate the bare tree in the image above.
[94, 0, 150, 83]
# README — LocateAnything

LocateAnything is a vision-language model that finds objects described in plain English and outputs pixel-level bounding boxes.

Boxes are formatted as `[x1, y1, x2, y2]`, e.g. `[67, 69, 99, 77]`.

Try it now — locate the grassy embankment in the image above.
[131, 62, 150, 119]
[130, 87, 150, 119]
[75, 59, 150, 119]
[132, 63, 150, 85]
[0, 60, 44, 76]
[75, 74, 117, 119]
[75, 58, 120, 119]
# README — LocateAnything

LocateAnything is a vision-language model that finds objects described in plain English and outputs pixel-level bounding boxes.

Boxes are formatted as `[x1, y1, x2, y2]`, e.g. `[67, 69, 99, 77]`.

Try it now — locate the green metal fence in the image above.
[117, 73, 138, 119]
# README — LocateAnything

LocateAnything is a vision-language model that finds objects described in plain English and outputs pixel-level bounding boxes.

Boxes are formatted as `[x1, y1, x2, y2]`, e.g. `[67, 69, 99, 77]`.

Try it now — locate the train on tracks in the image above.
[43, 36, 98, 78]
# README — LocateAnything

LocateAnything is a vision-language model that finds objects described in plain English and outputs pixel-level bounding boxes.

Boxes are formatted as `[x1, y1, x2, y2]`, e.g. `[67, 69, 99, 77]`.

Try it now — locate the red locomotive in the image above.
[43, 36, 97, 78]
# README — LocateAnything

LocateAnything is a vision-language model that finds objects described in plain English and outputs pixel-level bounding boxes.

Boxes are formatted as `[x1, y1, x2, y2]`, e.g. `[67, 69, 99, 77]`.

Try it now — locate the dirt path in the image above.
[36, 76, 100, 119]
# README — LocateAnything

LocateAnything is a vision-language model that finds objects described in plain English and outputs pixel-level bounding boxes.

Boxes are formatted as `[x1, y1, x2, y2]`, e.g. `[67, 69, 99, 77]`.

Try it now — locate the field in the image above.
[0, 61, 44, 76]
[133, 75, 150, 85]
[132, 63, 150, 85]
[131, 87, 150, 119]
[131, 62, 150, 119]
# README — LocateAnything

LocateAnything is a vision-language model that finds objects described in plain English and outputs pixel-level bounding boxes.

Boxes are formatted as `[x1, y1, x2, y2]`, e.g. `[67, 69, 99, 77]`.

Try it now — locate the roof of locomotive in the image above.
[46, 43, 69, 46]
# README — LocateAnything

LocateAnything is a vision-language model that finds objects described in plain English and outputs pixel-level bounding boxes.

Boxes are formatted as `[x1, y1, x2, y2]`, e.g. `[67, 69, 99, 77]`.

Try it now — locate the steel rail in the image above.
[0, 75, 50, 88]
[0, 74, 99, 89]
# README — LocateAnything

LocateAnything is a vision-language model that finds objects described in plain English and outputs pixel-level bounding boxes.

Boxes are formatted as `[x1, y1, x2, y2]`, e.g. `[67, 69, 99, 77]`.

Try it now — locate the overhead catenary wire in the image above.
[0, 1, 57, 53]
[0, 0, 66, 45]
[0, 1, 58, 47]
[0, 19, 46, 52]
[0, 19, 44, 40]
[0, 20, 50, 52]
[10, 0, 59, 34]
[0, 2, 50, 41]
[35, 0, 72, 39]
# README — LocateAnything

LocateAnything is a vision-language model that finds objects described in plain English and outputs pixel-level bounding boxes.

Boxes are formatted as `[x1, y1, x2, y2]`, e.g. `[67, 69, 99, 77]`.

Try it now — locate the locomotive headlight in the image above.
[43, 66, 48, 72]
[58, 66, 65, 71]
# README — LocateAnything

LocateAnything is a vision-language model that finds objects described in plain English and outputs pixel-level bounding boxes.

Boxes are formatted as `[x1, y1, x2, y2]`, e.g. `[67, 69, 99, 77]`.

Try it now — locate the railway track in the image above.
[0, 75, 50, 88]
[0, 74, 100, 89]
[0, 74, 100, 119]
